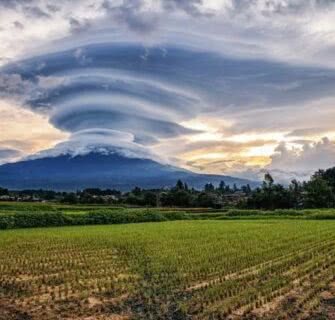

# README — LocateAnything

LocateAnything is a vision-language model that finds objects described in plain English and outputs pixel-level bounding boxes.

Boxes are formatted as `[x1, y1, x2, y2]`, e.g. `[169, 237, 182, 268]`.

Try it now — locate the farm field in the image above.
[1, 202, 335, 231]
[1, 220, 335, 319]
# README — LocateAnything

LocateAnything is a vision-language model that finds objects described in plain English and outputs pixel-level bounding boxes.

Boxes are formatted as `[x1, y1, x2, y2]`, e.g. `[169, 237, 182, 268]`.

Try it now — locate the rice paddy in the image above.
[1, 220, 335, 319]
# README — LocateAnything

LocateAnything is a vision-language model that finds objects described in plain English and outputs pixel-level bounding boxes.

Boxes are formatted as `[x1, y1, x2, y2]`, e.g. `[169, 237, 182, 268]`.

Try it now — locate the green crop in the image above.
[1, 220, 335, 319]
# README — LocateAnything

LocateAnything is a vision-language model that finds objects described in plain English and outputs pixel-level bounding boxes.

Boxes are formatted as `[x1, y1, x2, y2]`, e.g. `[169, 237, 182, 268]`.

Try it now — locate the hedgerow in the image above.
[0, 210, 190, 229]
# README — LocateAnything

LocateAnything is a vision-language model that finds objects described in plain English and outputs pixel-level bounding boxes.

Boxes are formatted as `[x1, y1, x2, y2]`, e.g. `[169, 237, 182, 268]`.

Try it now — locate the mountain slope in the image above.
[0, 152, 258, 191]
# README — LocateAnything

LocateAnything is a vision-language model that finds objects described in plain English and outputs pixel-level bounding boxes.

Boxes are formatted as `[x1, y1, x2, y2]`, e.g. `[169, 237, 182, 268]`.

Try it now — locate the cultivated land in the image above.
[1, 202, 335, 231]
[1, 218, 335, 319]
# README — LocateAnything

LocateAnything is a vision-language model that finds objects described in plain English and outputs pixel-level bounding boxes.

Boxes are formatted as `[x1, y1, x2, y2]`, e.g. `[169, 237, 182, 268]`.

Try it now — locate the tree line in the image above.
[246, 168, 335, 210]
[1, 166, 335, 209]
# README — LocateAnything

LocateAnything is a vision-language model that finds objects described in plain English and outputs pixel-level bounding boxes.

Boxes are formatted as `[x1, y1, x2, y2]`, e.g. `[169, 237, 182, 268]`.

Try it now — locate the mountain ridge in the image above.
[0, 152, 258, 191]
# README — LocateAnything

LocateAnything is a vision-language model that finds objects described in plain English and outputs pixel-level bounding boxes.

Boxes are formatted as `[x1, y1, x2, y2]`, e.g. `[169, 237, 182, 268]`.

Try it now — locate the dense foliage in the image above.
[1, 166, 335, 209]
[1, 202, 335, 230]
[0, 208, 191, 230]
[246, 169, 335, 210]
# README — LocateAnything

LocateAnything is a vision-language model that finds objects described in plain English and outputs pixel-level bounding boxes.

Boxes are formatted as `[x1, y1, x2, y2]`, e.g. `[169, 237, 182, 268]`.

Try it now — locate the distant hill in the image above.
[0, 152, 258, 191]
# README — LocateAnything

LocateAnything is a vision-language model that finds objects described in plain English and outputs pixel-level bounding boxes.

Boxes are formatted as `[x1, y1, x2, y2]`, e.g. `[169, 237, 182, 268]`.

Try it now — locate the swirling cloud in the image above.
[1, 44, 209, 147]
[1, 0, 335, 181]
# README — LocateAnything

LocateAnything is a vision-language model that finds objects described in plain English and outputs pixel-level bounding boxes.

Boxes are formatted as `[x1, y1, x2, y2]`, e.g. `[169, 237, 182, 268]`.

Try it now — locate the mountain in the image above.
[0, 152, 258, 191]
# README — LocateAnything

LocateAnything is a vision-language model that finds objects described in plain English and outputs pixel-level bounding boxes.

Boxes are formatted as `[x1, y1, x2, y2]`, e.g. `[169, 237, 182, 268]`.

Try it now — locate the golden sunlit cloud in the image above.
[0, 100, 68, 156]
[181, 117, 232, 142]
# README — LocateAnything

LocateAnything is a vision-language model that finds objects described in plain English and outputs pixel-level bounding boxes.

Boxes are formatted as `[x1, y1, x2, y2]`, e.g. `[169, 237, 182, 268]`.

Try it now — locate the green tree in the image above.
[263, 172, 274, 187]
[204, 183, 215, 193]
[0, 187, 9, 196]
[303, 176, 335, 208]
[315, 168, 335, 191]
[132, 187, 142, 196]
[289, 179, 303, 209]
[61, 193, 78, 204]
[160, 189, 192, 207]
[196, 192, 221, 208]
[176, 180, 185, 190]
[247, 174, 291, 210]
[218, 181, 226, 193]
[143, 192, 157, 207]
[241, 184, 252, 195]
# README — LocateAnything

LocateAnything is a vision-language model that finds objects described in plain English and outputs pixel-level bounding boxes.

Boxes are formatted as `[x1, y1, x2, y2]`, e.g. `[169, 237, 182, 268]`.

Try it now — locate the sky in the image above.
[1, 0, 335, 183]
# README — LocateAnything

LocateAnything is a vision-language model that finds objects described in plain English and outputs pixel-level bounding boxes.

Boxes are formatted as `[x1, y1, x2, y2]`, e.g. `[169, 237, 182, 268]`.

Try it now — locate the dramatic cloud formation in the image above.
[268, 138, 335, 181]
[1, 0, 335, 181]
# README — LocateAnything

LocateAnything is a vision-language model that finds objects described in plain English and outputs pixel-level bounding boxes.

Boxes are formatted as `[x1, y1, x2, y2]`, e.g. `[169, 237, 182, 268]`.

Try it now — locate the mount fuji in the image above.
[0, 150, 257, 191]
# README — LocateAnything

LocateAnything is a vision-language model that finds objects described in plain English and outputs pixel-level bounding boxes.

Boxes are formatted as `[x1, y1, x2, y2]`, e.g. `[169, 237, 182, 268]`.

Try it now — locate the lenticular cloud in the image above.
[2, 35, 335, 162]
[1, 43, 208, 151]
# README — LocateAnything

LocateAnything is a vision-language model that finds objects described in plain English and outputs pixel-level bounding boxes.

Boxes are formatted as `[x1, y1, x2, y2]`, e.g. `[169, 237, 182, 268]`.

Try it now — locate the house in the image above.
[223, 191, 248, 205]
[0, 195, 14, 201]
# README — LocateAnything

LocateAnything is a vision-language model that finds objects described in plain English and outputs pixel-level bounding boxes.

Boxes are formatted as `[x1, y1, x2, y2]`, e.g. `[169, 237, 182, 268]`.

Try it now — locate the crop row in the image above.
[0, 220, 335, 319]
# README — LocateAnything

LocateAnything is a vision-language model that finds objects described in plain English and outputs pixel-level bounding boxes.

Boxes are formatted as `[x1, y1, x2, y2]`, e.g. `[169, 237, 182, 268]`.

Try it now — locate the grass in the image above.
[1, 202, 335, 230]
[1, 220, 335, 319]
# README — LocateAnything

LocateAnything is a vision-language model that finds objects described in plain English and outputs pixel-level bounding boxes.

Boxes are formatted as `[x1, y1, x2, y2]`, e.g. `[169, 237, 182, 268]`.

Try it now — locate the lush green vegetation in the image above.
[2, 202, 335, 230]
[0, 203, 190, 229]
[2, 166, 335, 211]
[0, 220, 335, 319]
